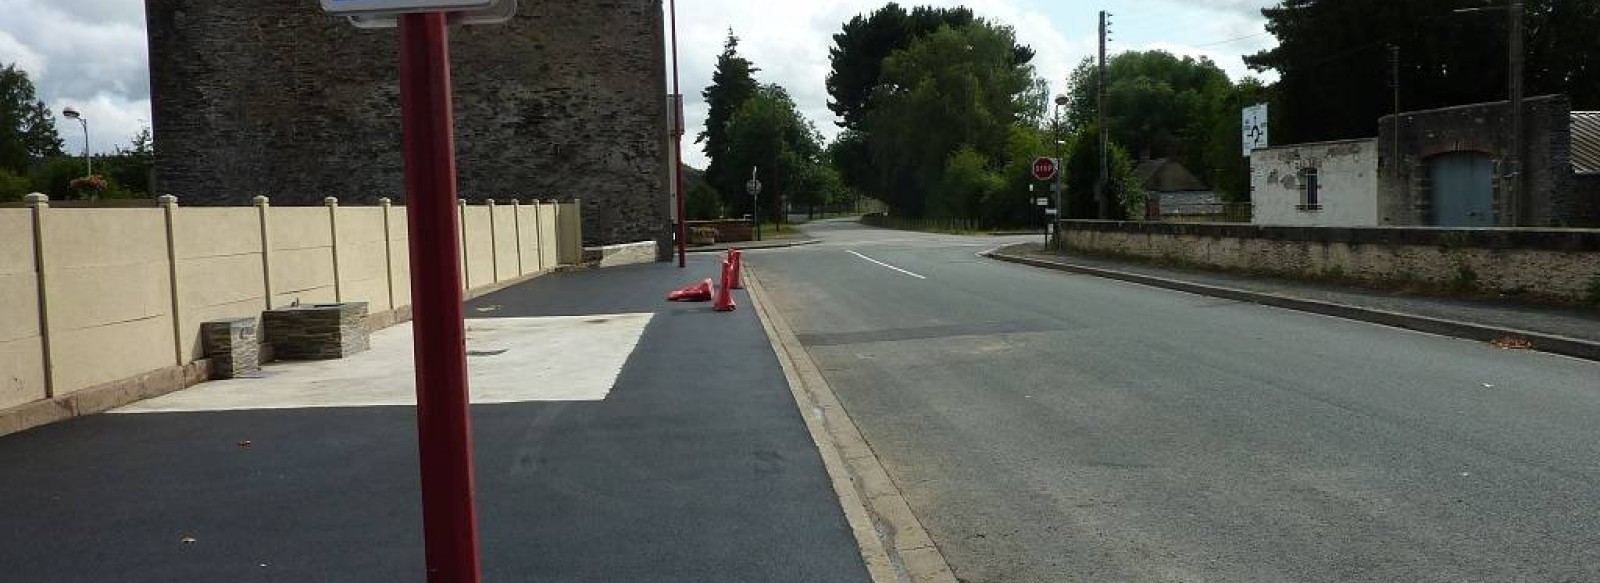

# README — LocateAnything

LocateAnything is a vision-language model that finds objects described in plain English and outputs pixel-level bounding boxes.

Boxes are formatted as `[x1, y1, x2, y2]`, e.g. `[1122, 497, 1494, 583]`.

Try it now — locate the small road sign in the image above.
[1031, 157, 1058, 181]
[746, 179, 762, 196]
[1035, 197, 1049, 206]
[1045, 208, 1059, 216]
[1242, 103, 1269, 157]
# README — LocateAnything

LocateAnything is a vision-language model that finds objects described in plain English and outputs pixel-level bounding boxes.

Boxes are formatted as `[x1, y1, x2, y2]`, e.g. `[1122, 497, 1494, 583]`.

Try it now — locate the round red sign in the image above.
[1031, 157, 1057, 181]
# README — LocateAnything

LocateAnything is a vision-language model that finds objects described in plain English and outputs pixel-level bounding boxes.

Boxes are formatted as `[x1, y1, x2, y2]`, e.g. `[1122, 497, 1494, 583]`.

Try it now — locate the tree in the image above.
[1064, 51, 1232, 162]
[982, 123, 1056, 228]
[1063, 125, 1138, 220]
[1246, 0, 1600, 143]
[0, 63, 64, 174]
[826, 4, 978, 132]
[722, 85, 824, 222]
[698, 31, 761, 210]
[863, 21, 1036, 218]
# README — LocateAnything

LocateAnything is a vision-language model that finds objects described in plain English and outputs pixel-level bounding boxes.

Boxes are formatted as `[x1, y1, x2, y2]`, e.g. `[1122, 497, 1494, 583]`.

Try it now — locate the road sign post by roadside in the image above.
[1031, 156, 1061, 246]
[323, 2, 515, 581]
[747, 168, 763, 242]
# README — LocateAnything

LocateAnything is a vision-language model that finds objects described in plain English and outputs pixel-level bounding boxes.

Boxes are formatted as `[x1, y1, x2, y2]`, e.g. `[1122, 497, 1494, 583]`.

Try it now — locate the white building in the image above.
[1250, 138, 1380, 226]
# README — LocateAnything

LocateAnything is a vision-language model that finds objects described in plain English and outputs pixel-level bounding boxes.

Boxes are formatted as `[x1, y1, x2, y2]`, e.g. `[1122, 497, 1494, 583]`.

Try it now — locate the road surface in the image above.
[749, 219, 1600, 583]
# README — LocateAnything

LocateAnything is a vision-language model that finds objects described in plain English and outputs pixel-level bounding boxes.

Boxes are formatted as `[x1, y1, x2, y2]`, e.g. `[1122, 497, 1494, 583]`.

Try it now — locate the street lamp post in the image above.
[61, 106, 90, 176]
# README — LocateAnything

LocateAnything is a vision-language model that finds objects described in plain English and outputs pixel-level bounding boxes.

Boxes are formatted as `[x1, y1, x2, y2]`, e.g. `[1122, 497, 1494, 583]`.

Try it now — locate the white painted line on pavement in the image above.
[847, 250, 928, 280]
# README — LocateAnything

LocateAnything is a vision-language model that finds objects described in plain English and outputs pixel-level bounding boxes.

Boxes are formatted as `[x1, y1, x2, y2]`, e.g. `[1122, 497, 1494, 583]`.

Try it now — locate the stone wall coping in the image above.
[1061, 220, 1600, 251]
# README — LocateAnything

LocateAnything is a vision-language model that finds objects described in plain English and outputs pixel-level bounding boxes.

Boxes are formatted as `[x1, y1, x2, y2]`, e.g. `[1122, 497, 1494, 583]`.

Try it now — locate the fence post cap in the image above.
[22, 192, 49, 204]
[157, 194, 178, 206]
[485, 198, 496, 206]
[378, 197, 392, 206]
[252, 195, 270, 206]
[323, 197, 339, 207]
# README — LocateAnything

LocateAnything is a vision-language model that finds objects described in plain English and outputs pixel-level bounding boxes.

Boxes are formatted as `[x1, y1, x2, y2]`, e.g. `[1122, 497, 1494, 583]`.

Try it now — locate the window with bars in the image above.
[1298, 167, 1322, 211]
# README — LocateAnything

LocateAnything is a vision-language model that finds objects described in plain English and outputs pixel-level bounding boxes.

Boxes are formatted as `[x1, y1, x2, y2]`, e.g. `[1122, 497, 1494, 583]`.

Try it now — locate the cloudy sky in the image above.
[0, 0, 1276, 166]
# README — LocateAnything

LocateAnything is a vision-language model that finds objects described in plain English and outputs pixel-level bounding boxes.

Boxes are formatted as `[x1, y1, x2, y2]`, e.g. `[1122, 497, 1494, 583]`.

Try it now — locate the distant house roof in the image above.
[1155, 190, 1223, 215]
[1133, 158, 1210, 193]
[1573, 112, 1600, 174]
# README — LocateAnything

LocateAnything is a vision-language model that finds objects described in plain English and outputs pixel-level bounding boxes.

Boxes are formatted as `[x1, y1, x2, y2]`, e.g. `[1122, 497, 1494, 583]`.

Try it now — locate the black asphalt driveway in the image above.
[0, 254, 869, 583]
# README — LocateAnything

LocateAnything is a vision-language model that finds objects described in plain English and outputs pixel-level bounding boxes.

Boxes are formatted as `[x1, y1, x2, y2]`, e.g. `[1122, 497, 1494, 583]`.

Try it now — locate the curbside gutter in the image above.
[746, 268, 959, 583]
[983, 251, 1600, 363]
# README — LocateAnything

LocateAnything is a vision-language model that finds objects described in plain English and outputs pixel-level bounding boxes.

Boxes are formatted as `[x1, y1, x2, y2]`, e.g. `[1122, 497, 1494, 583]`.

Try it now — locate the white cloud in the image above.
[0, 0, 151, 154]
[1, 0, 1269, 164]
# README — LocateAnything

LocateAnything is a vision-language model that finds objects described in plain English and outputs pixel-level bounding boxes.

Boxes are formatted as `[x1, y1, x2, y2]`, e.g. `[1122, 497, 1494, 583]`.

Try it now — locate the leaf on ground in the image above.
[1489, 336, 1534, 350]
[237, 440, 252, 447]
[180, 536, 197, 544]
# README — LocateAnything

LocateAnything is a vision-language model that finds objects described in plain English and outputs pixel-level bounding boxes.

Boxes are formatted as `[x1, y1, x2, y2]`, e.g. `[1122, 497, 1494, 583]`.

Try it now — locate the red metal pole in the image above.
[669, 0, 688, 268]
[398, 12, 483, 583]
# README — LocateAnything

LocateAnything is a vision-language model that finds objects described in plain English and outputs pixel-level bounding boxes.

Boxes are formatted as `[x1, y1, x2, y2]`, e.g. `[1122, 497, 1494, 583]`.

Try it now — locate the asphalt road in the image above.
[749, 219, 1600, 583]
[0, 255, 869, 583]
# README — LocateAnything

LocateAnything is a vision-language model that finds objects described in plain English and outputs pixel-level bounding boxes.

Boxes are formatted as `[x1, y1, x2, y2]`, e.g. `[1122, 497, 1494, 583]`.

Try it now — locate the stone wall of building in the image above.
[1058, 220, 1600, 302]
[1377, 95, 1576, 227]
[144, 0, 670, 247]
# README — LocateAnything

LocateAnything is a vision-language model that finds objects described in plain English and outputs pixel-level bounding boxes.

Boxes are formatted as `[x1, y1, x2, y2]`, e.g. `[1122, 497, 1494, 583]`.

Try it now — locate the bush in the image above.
[0, 168, 31, 202]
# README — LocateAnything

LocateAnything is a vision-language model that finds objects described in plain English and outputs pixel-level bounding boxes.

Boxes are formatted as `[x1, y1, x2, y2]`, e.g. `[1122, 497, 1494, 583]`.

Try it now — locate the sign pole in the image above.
[398, 12, 483, 583]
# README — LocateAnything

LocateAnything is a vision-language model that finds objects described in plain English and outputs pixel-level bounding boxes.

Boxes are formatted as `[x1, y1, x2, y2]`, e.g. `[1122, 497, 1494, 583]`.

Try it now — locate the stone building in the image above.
[1376, 95, 1591, 227]
[144, 0, 671, 248]
[1251, 138, 1380, 227]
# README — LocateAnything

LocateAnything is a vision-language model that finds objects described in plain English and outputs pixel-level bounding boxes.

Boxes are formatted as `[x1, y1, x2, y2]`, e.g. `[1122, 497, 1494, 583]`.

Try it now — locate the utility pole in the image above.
[1096, 10, 1111, 220]
[1508, 0, 1524, 226]
[1388, 44, 1401, 181]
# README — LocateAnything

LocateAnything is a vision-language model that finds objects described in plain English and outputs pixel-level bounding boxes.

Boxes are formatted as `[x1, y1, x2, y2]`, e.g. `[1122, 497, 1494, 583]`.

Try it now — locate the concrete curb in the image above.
[746, 268, 959, 583]
[686, 239, 822, 253]
[984, 251, 1600, 363]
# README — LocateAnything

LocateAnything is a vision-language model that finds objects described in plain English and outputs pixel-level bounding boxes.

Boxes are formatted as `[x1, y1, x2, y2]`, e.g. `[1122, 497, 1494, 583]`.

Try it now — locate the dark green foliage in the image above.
[1247, 0, 1600, 143]
[0, 63, 64, 175]
[699, 32, 762, 212]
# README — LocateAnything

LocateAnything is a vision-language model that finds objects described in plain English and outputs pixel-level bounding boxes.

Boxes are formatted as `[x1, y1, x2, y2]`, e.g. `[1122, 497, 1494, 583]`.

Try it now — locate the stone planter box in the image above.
[262, 302, 370, 360]
[202, 317, 260, 379]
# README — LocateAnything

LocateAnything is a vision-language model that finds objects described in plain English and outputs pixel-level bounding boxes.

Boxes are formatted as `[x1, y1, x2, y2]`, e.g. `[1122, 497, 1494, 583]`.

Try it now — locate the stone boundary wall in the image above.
[0, 194, 584, 419]
[1058, 220, 1600, 301]
[687, 219, 754, 243]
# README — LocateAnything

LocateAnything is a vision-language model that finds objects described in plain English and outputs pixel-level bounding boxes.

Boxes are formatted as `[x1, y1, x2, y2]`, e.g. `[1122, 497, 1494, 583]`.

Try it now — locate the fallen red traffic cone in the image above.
[728, 249, 744, 290]
[713, 260, 737, 312]
[667, 278, 715, 302]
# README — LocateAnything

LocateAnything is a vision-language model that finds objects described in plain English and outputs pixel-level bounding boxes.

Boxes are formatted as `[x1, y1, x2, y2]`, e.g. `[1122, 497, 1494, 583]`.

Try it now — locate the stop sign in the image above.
[1031, 157, 1058, 181]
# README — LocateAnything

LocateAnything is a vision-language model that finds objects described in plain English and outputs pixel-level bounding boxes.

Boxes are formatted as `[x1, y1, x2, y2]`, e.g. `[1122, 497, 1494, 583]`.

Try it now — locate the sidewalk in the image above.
[990, 243, 1600, 360]
[0, 255, 870, 582]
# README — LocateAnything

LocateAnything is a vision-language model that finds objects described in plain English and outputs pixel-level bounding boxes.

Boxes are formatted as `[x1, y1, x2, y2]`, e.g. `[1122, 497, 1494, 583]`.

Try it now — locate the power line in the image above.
[1194, 32, 1273, 49]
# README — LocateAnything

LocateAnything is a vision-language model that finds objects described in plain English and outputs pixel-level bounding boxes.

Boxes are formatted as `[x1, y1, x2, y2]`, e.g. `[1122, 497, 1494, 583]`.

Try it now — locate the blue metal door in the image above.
[1429, 153, 1494, 227]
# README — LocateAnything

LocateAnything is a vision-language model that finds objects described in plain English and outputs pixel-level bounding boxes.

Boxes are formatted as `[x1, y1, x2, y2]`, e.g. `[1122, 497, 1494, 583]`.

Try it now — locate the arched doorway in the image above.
[1428, 152, 1495, 227]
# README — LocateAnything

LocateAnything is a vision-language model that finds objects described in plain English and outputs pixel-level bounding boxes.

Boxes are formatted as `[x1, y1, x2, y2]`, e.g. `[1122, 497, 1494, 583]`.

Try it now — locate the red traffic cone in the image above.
[667, 278, 715, 302]
[728, 249, 744, 290]
[713, 260, 737, 312]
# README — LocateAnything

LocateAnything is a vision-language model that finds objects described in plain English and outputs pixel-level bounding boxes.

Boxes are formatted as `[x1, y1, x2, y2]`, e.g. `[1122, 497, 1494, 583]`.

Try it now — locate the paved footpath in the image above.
[0, 254, 869, 583]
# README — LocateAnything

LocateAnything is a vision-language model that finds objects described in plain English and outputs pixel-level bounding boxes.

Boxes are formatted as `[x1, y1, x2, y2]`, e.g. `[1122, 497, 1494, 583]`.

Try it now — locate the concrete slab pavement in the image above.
[0, 255, 871, 583]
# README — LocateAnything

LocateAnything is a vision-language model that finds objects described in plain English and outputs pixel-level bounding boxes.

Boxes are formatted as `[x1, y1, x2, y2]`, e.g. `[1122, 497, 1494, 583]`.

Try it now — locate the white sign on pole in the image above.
[1242, 103, 1269, 157]
[327, 0, 517, 28]
[1045, 208, 1059, 216]
[1035, 198, 1049, 206]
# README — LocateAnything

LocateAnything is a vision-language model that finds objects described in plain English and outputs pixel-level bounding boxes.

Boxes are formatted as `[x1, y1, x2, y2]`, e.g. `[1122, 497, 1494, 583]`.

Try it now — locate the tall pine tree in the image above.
[0, 63, 65, 174]
[698, 31, 760, 211]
